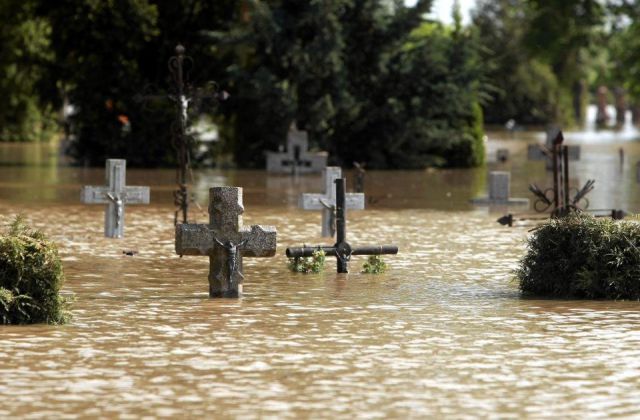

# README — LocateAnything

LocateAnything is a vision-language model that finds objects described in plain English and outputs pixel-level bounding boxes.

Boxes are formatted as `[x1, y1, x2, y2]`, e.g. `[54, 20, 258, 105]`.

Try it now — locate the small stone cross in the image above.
[299, 166, 364, 237]
[287, 178, 397, 273]
[175, 187, 277, 298]
[81, 159, 150, 238]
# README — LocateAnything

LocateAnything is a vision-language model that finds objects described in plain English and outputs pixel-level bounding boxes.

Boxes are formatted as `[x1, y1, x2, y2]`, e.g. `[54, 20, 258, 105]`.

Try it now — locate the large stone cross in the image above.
[81, 159, 150, 238]
[299, 166, 365, 237]
[175, 187, 277, 298]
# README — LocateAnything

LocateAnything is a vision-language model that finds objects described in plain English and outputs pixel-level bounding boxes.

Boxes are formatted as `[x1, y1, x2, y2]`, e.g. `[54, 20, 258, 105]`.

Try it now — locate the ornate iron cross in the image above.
[135, 44, 227, 225]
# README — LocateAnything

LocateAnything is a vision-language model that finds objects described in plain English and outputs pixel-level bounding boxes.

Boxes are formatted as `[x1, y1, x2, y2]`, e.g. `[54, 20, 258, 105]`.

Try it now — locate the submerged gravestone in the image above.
[471, 171, 529, 206]
[287, 178, 397, 273]
[265, 124, 328, 174]
[175, 187, 276, 298]
[81, 159, 150, 238]
[299, 166, 365, 237]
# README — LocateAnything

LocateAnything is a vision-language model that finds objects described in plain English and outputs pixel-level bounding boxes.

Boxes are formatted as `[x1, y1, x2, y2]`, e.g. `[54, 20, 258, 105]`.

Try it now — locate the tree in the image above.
[0, 0, 55, 142]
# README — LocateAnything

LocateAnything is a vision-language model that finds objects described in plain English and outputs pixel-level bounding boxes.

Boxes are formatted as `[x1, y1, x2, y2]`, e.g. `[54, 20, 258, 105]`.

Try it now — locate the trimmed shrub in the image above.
[516, 214, 640, 299]
[0, 216, 71, 324]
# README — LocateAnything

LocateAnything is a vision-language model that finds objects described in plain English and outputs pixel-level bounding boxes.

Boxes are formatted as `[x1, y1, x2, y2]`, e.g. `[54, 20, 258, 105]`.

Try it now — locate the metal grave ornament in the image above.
[497, 130, 625, 226]
[266, 123, 328, 175]
[175, 187, 276, 298]
[135, 44, 227, 225]
[299, 166, 365, 237]
[287, 178, 398, 273]
[81, 159, 150, 238]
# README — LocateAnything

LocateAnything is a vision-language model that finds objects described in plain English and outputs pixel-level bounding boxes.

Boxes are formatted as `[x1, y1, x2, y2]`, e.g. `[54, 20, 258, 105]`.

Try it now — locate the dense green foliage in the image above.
[362, 255, 387, 274]
[288, 249, 326, 274]
[0, 217, 71, 324]
[0, 0, 56, 141]
[517, 215, 640, 299]
[472, 0, 604, 125]
[220, 0, 484, 168]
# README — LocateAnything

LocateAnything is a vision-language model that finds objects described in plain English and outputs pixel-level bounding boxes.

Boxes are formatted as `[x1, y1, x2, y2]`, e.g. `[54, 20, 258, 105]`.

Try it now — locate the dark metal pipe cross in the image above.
[286, 178, 398, 273]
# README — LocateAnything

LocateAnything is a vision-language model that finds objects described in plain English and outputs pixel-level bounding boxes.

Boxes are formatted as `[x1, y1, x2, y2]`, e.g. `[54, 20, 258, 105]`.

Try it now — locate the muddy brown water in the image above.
[1, 129, 640, 418]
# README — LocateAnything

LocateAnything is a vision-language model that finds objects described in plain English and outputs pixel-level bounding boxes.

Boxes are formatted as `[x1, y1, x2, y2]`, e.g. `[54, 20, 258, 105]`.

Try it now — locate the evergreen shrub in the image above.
[516, 214, 640, 299]
[0, 216, 71, 324]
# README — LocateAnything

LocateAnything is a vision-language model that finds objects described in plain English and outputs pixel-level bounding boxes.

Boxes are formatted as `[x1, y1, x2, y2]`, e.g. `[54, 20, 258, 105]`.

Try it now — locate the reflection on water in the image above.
[1, 130, 640, 417]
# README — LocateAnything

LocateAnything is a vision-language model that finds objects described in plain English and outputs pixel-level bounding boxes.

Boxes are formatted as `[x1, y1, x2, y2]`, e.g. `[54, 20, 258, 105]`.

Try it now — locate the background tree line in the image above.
[0, 0, 638, 168]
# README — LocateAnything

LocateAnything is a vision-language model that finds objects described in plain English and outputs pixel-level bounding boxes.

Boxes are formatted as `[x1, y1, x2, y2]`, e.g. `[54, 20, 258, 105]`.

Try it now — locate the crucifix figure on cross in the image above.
[175, 187, 277, 298]
[299, 167, 365, 237]
[288, 178, 398, 273]
[81, 159, 150, 238]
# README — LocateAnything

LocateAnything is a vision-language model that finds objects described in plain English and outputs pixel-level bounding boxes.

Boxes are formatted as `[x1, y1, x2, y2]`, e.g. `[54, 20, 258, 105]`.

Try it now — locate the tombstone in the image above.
[496, 148, 509, 163]
[299, 167, 365, 237]
[265, 123, 328, 174]
[175, 187, 276, 298]
[471, 171, 529, 206]
[81, 159, 150, 238]
[287, 178, 398, 273]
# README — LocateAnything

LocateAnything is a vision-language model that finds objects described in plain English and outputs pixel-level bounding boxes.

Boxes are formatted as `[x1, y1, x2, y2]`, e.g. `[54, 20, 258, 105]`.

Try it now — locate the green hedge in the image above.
[0, 217, 71, 324]
[516, 214, 640, 299]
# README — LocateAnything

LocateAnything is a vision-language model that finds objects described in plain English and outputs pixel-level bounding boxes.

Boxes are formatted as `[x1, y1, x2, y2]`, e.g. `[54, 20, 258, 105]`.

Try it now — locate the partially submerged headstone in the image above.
[265, 123, 328, 174]
[175, 187, 276, 298]
[471, 171, 529, 206]
[287, 178, 397, 273]
[81, 159, 150, 238]
[299, 166, 365, 237]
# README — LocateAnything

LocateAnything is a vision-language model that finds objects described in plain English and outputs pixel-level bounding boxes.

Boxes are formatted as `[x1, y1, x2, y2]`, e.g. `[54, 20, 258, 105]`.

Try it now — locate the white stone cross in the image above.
[266, 124, 327, 174]
[175, 187, 277, 298]
[299, 166, 365, 237]
[81, 159, 150, 238]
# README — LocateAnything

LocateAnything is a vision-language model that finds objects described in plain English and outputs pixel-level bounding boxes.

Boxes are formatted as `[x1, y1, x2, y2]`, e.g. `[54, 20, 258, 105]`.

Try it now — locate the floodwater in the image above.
[1, 121, 640, 418]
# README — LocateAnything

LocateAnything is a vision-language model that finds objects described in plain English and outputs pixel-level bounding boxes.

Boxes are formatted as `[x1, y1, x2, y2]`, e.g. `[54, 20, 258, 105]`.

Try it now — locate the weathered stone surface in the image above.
[299, 167, 364, 237]
[496, 148, 509, 162]
[265, 124, 328, 174]
[175, 187, 277, 298]
[81, 159, 150, 238]
[471, 171, 529, 206]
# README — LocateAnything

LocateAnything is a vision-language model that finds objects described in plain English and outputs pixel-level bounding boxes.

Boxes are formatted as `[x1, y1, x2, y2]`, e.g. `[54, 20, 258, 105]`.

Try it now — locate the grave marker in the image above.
[287, 178, 397, 273]
[175, 187, 276, 298]
[299, 167, 365, 237]
[471, 171, 529, 206]
[81, 159, 150, 238]
[266, 124, 328, 174]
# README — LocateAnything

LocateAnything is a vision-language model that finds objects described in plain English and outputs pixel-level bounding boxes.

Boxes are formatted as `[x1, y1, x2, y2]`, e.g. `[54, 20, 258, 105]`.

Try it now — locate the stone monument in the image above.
[175, 187, 277, 298]
[81, 159, 150, 238]
[265, 123, 328, 174]
[471, 171, 529, 206]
